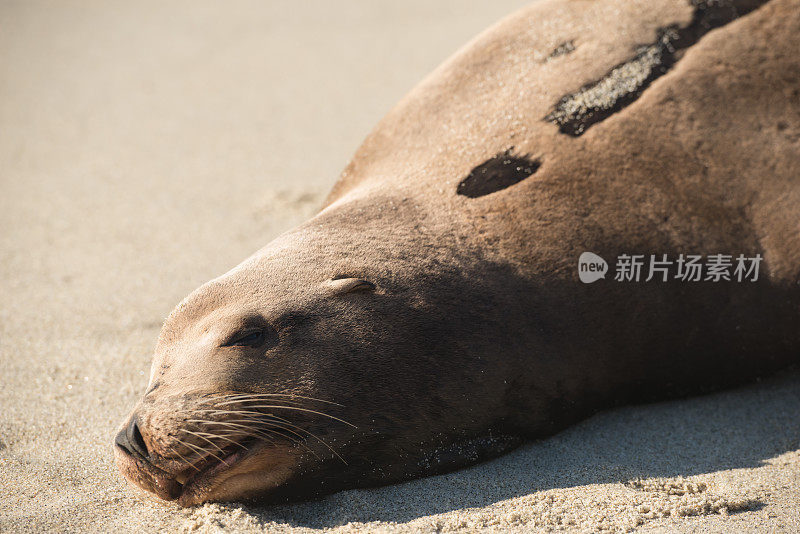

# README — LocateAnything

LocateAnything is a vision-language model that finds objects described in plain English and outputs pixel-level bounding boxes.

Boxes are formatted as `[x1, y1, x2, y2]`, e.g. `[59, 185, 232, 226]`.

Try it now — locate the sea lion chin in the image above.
[114, 0, 800, 505]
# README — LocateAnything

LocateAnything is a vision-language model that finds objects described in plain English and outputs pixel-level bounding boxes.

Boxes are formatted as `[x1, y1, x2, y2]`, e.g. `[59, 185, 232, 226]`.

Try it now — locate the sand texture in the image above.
[1, 1, 798, 532]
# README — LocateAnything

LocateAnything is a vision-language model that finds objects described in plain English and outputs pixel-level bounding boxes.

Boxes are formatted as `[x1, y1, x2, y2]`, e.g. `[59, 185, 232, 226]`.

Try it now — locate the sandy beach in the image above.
[1, 1, 798, 532]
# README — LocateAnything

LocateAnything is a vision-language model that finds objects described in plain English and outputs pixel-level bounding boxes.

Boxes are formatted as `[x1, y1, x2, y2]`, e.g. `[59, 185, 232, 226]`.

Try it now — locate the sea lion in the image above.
[114, 0, 800, 506]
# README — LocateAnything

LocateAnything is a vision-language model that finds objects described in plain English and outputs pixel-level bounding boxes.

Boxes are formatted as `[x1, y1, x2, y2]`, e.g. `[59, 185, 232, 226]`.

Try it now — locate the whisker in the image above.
[166, 445, 199, 472]
[211, 403, 357, 428]
[182, 396, 353, 464]
[180, 428, 227, 454]
[177, 437, 210, 458]
[254, 426, 322, 461]
[187, 420, 280, 445]
[195, 419, 321, 460]
[224, 416, 315, 445]
[193, 408, 298, 425]
[200, 419, 301, 444]
[192, 408, 258, 417]
[203, 393, 342, 406]
[218, 416, 339, 463]
[189, 430, 250, 451]
[172, 437, 210, 470]
[220, 412, 348, 464]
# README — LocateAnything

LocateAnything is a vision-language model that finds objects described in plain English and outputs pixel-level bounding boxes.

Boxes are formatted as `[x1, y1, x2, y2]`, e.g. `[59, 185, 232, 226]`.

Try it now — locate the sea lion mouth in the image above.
[114, 435, 266, 505]
[175, 437, 264, 506]
[113, 441, 183, 501]
[114, 392, 351, 504]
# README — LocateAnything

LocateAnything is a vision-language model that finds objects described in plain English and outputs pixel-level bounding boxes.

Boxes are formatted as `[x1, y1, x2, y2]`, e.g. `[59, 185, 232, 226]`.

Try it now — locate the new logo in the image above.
[578, 252, 608, 283]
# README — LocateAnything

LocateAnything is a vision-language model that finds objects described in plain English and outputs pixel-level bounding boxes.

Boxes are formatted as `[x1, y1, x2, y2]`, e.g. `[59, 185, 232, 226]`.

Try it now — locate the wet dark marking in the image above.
[545, 0, 770, 136]
[546, 40, 575, 61]
[457, 148, 541, 198]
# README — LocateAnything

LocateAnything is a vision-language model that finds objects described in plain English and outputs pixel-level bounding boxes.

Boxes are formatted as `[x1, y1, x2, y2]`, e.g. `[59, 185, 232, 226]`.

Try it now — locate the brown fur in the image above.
[114, 0, 800, 505]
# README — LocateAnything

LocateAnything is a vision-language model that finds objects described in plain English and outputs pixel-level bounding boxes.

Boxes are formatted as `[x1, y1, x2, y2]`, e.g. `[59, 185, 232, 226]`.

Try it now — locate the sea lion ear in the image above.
[325, 277, 376, 295]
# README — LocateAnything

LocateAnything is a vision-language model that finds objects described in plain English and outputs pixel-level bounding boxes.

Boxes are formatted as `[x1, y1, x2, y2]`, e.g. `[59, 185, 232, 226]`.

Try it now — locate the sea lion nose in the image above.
[115, 416, 149, 458]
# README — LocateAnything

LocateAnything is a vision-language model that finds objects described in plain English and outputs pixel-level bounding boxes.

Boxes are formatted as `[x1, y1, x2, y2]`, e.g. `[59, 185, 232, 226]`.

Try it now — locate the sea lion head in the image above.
[113, 199, 521, 506]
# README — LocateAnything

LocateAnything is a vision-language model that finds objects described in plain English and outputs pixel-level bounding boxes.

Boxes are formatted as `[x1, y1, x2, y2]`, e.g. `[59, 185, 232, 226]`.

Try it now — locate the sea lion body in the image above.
[115, 0, 800, 505]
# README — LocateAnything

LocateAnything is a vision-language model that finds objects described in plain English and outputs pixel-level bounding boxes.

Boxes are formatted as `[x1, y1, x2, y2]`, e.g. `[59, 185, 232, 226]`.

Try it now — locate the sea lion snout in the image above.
[113, 384, 335, 505]
[113, 413, 184, 501]
[114, 416, 149, 459]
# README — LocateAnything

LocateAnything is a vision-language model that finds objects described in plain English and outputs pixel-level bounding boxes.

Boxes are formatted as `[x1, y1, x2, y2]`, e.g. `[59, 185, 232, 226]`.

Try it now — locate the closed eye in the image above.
[222, 329, 270, 348]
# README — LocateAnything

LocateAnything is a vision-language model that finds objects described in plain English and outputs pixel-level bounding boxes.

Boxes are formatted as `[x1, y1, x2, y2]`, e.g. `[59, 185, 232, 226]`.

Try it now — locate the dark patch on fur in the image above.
[547, 40, 575, 60]
[545, 0, 770, 136]
[457, 149, 541, 198]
